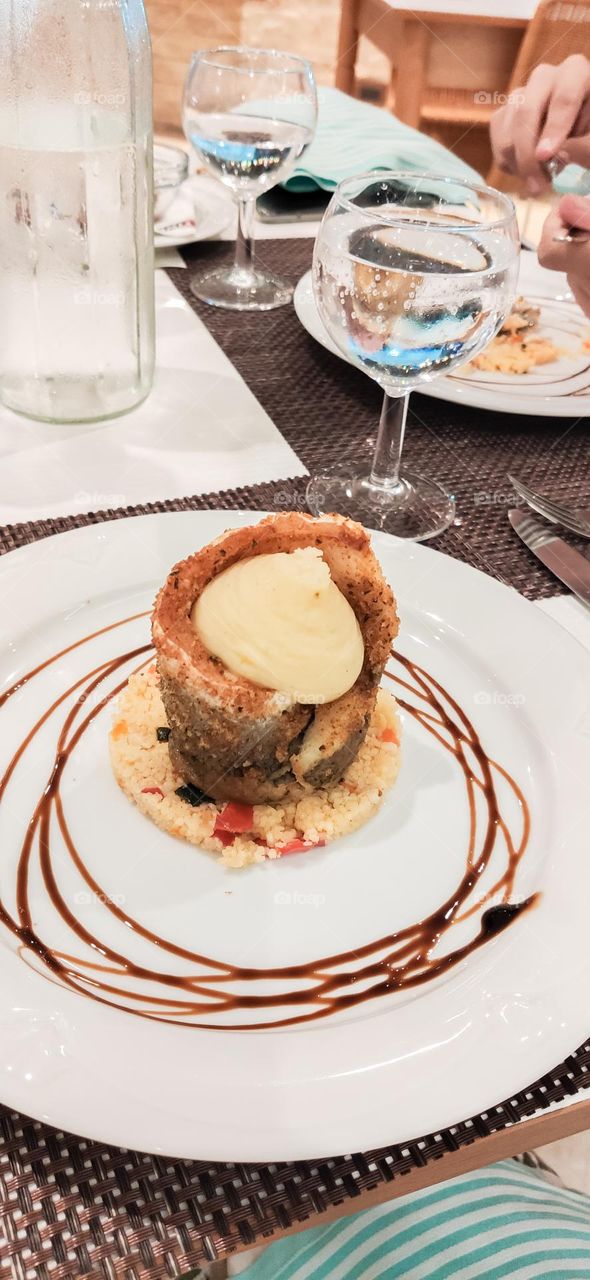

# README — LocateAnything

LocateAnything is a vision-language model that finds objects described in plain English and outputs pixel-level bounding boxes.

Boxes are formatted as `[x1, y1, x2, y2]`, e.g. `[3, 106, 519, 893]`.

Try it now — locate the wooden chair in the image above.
[145, 0, 242, 136]
[336, 2, 530, 135]
[487, 0, 590, 189]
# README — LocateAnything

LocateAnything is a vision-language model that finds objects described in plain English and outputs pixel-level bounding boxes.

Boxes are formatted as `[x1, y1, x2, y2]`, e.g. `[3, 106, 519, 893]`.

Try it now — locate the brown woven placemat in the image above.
[1, 239, 590, 1280]
[1, 1044, 590, 1280]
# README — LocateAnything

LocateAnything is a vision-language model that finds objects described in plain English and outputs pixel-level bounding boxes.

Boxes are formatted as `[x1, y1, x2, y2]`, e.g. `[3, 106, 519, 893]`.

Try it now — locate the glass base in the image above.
[189, 264, 293, 310]
[306, 461, 455, 541]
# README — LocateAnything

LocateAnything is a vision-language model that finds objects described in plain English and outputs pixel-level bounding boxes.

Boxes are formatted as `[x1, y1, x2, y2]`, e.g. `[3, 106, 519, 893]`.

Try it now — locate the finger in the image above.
[537, 54, 590, 160]
[537, 208, 570, 271]
[513, 65, 557, 191]
[577, 97, 590, 136]
[546, 97, 590, 170]
[560, 134, 590, 168]
[568, 274, 590, 319]
[558, 194, 590, 230]
[490, 101, 519, 174]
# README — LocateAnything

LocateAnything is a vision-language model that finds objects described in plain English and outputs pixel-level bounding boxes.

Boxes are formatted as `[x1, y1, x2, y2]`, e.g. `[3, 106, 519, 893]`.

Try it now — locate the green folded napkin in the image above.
[283, 87, 482, 192]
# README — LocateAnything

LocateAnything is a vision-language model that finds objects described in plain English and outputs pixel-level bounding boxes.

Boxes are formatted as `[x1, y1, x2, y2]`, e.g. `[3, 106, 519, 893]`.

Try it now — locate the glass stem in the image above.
[369, 391, 409, 490]
[234, 197, 255, 276]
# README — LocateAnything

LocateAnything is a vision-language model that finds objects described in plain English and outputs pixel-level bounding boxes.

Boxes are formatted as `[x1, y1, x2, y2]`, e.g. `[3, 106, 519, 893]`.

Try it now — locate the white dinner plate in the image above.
[0, 510, 589, 1161]
[154, 176, 232, 248]
[294, 253, 590, 418]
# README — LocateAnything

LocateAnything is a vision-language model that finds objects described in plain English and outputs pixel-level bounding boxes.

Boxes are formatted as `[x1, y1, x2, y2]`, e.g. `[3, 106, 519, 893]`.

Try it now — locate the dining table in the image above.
[1, 186, 590, 1280]
[370, 1, 536, 13]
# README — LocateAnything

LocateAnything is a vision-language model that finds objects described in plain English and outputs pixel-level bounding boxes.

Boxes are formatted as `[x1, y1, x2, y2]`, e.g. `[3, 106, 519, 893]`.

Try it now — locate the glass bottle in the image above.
[0, 0, 155, 423]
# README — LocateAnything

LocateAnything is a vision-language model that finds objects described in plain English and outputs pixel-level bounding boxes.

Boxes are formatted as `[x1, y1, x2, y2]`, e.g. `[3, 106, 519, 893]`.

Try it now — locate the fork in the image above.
[508, 474, 590, 538]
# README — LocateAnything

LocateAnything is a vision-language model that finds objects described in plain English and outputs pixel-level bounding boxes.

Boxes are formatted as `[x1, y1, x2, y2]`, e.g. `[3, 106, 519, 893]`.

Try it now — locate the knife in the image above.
[509, 508, 590, 608]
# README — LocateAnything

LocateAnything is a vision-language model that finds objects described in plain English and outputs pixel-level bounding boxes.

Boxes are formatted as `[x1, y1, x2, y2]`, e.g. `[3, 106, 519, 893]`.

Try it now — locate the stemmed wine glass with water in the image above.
[307, 171, 520, 539]
[183, 46, 317, 310]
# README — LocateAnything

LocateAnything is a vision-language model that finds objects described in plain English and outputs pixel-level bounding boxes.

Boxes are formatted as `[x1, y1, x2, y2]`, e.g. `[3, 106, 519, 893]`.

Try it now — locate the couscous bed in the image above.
[110, 665, 401, 869]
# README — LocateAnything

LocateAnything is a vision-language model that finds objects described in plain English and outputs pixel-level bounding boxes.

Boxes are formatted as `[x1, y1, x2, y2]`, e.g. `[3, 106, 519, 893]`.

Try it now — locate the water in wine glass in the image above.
[319, 222, 518, 391]
[182, 47, 316, 309]
[185, 110, 310, 194]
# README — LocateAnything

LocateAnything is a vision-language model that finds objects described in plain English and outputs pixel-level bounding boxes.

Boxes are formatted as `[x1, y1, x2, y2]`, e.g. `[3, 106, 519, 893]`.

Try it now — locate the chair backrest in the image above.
[487, 0, 590, 187]
[506, 0, 590, 91]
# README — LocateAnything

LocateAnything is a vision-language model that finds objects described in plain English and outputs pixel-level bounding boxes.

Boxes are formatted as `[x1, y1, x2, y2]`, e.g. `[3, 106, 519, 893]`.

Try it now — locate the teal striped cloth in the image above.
[237, 1160, 590, 1280]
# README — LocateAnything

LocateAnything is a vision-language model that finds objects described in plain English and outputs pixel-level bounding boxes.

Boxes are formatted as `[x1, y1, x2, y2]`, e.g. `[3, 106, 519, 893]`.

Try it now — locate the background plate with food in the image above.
[294, 251, 590, 417]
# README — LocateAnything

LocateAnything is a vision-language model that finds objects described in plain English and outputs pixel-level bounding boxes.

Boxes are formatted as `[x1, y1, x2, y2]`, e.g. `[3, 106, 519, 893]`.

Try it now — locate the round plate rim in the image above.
[154, 181, 232, 248]
[0, 509, 589, 1162]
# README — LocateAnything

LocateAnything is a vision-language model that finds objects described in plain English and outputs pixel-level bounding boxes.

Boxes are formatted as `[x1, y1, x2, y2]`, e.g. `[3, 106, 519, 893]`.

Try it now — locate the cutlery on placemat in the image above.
[508, 474, 590, 539]
[509, 508, 590, 607]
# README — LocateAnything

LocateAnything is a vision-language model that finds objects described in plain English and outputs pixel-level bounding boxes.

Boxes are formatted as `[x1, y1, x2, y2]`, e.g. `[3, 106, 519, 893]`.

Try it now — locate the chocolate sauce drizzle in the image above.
[0, 614, 536, 1030]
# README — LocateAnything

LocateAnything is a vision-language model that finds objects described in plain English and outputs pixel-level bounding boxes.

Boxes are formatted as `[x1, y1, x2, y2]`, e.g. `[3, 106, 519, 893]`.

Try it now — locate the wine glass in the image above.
[307, 171, 520, 539]
[183, 46, 317, 310]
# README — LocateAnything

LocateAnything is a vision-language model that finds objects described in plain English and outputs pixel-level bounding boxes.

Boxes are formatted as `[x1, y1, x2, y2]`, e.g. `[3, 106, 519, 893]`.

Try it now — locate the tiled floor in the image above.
[537, 1131, 590, 1196]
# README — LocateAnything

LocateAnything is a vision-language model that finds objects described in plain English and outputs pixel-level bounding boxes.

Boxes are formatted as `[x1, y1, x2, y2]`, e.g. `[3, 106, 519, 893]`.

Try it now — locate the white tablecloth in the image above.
[0, 271, 306, 525]
[0, 175, 318, 526]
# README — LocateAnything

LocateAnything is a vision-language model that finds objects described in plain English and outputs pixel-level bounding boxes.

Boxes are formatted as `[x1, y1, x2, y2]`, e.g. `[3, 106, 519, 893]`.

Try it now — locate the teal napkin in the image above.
[552, 163, 590, 195]
[283, 87, 481, 192]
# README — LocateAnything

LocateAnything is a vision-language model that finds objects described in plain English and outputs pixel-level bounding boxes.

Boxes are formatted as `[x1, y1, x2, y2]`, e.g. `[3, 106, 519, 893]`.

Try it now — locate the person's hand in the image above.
[538, 194, 590, 317]
[490, 54, 590, 194]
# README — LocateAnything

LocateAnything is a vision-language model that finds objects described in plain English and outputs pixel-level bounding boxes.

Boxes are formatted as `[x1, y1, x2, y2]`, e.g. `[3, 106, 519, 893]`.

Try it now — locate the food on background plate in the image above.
[468, 295, 562, 374]
[110, 513, 401, 867]
[499, 297, 540, 334]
